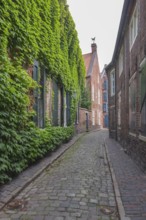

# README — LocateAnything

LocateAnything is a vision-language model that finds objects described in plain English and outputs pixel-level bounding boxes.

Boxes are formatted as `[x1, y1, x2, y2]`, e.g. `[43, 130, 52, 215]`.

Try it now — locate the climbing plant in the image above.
[0, 0, 85, 183]
[80, 88, 91, 110]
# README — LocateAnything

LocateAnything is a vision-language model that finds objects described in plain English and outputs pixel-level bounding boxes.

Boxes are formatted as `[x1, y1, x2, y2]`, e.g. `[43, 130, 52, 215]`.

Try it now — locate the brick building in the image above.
[101, 66, 108, 128]
[106, 0, 146, 170]
[79, 43, 102, 132]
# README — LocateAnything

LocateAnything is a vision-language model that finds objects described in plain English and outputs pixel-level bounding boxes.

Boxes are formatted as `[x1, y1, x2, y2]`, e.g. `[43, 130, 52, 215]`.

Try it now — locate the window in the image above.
[129, 77, 136, 132]
[129, 5, 138, 49]
[33, 61, 46, 128]
[103, 92, 107, 102]
[66, 92, 71, 126]
[103, 103, 107, 112]
[119, 47, 123, 76]
[103, 80, 107, 90]
[140, 59, 146, 136]
[110, 69, 115, 96]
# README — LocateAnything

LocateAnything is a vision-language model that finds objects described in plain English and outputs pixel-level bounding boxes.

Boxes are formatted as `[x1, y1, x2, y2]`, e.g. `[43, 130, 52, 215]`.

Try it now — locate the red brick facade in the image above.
[79, 43, 102, 132]
[106, 0, 146, 170]
[78, 108, 92, 133]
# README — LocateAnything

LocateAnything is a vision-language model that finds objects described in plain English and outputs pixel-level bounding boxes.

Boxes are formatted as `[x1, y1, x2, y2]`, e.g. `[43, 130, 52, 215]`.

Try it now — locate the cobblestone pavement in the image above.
[0, 130, 119, 220]
[106, 138, 146, 220]
[0, 133, 84, 211]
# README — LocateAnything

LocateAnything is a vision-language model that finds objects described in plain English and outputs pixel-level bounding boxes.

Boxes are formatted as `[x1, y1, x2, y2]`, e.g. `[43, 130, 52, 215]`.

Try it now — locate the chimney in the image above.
[91, 43, 97, 53]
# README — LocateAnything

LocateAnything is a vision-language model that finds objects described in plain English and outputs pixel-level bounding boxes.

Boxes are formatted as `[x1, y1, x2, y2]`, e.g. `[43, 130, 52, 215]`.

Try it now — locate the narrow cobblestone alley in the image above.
[0, 130, 119, 220]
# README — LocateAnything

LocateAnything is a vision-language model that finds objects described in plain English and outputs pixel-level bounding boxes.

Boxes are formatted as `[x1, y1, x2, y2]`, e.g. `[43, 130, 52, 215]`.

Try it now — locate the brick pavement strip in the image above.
[0, 130, 119, 220]
[104, 141, 131, 220]
[105, 137, 146, 220]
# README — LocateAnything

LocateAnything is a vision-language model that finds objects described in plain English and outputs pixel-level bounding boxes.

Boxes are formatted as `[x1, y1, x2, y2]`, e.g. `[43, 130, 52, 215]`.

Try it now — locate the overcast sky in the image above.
[67, 0, 124, 71]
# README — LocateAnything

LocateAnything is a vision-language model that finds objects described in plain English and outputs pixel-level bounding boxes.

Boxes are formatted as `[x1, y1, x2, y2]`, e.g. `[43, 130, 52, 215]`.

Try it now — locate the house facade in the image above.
[101, 66, 108, 128]
[28, 61, 72, 129]
[106, 0, 146, 170]
[80, 43, 102, 131]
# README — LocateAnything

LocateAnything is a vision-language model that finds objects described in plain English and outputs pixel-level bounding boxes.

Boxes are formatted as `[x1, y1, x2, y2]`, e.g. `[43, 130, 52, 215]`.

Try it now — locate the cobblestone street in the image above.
[0, 130, 119, 220]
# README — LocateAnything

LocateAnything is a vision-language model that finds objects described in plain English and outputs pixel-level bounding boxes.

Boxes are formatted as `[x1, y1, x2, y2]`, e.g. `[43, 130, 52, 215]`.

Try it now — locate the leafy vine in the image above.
[0, 0, 85, 183]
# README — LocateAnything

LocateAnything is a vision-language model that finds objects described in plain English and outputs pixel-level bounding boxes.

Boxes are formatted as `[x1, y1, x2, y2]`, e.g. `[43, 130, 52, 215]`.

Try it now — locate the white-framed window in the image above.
[92, 84, 94, 101]
[110, 69, 115, 96]
[129, 5, 138, 49]
[119, 47, 123, 76]
[92, 110, 95, 125]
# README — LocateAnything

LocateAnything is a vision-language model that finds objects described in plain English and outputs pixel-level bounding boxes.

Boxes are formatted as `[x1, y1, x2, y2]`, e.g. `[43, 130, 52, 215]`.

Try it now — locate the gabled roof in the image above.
[83, 53, 92, 76]
[83, 52, 97, 77]
[83, 43, 98, 77]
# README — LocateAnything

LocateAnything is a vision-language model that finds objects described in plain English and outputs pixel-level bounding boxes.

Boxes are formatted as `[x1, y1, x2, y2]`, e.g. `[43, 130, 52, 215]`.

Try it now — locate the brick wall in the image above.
[83, 44, 103, 129]
[78, 108, 92, 133]
[107, 0, 146, 171]
[90, 54, 103, 128]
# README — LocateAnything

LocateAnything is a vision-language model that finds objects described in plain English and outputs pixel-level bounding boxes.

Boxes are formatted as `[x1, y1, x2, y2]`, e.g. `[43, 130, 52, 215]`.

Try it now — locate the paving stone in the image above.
[71, 212, 82, 217]
[54, 217, 64, 220]
[65, 217, 76, 220]
[44, 216, 54, 220]
[33, 216, 44, 220]
[106, 136, 146, 219]
[79, 201, 87, 206]
[89, 199, 98, 204]
[67, 193, 76, 197]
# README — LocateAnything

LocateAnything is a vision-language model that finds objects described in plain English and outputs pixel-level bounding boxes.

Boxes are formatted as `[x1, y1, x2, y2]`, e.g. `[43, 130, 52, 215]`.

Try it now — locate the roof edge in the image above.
[110, 0, 135, 65]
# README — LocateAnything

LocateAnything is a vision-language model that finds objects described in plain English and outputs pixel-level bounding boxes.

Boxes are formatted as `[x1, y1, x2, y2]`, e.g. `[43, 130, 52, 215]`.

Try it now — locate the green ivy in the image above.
[0, 0, 85, 184]
[81, 88, 91, 110]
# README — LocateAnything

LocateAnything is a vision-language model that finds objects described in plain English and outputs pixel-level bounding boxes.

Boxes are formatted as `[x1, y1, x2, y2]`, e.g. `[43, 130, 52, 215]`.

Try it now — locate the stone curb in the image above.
[0, 132, 86, 211]
[104, 140, 131, 220]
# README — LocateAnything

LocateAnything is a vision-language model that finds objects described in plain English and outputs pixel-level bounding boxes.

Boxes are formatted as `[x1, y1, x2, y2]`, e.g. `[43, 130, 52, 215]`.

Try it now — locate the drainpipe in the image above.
[115, 63, 118, 141]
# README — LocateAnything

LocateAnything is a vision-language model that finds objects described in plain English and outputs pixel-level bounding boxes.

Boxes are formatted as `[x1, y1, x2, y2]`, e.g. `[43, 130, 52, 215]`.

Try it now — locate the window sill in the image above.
[139, 135, 146, 142]
[129, 132, 136, 137]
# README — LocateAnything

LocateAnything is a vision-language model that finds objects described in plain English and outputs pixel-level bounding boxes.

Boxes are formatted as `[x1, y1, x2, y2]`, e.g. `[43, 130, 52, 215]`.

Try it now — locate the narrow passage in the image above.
[0, 130, 119, 220]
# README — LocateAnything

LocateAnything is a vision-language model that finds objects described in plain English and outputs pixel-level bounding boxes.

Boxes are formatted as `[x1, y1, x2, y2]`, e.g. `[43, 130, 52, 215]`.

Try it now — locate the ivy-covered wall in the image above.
[0, 0, 85, 183]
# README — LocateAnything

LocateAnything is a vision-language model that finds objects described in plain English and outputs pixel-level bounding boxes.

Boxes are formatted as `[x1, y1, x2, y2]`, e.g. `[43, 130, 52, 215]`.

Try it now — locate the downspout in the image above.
[114, 62, 118, 141]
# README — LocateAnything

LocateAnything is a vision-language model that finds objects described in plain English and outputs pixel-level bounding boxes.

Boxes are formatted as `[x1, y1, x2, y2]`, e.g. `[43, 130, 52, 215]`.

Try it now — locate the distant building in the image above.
[101, 66, 108, 128]
[78, 43, 103, 132]
[106, 0, 146, 170]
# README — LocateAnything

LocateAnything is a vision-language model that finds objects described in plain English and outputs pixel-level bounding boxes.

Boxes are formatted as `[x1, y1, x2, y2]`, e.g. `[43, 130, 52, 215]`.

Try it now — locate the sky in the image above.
[67, 0, 124, 71]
